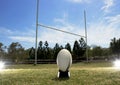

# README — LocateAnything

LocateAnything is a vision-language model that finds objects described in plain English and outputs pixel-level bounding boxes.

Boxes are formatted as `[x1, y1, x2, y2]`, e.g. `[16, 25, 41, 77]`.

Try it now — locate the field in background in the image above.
[0, 62, 120, 85]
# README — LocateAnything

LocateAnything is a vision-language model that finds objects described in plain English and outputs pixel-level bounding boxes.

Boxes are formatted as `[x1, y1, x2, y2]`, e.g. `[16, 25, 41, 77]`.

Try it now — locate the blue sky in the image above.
[0, 0, 120, 48]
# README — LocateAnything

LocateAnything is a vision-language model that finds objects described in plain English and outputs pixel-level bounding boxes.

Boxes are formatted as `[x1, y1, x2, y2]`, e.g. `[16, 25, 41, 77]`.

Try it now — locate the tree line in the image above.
[29, 38, 86, 60]
[0, 42, 29, 63]
[0, 37, 120, 63]
[87, 37, 120, 60]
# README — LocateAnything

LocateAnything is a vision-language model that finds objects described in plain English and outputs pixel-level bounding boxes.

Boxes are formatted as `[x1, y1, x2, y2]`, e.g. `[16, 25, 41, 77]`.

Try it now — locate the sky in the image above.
[0, 0, 120, 49]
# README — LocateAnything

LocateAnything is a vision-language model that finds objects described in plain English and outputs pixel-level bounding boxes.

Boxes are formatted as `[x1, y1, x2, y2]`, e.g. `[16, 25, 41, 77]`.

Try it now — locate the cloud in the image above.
[0, 27, 35, 42]
[10, 15, 120, 47]
[105, 14, 120, 27]
[37, 18, 85, 47]
[9, 29, 35, 42]
[9, 36, 35, 43]
[67, 0, 91, 3]
[101, 0, 114, 13]
[88, 14, 120, 47]
[0, 27, 13, 35]
[52, 14, 120, 47]
[3, 13, 120, 48]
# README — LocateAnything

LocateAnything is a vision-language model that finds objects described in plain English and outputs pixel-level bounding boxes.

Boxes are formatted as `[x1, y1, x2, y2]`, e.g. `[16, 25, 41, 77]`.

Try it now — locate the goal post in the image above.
[35, 0, 88, 65]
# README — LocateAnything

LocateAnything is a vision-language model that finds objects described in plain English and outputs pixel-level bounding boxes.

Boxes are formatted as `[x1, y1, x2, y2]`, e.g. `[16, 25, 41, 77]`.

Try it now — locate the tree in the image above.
[0, 43, 3, 51]
[37, 41, 43, 59]
[92, 46, 103, 59]
[53, 43, 61, 59]
[47, 47, 54, 59]
[110, 38, 117, 54]
[39, 41, 43, 49]
[60, 45, 64, 49]
[102, 48, 111, 59]
[44, 41, 48, 49]
[8, 42, 25, 63]
[0, 42, 4, 59]
[110, 37, 120, 58]
[73, 40, 79, 59]
[44, 41, 49, 59]
[73, 38, 86, 60]
[29, 47, 35, 59]
[79, 38, 86, 57]
[65, 43, 71, 53]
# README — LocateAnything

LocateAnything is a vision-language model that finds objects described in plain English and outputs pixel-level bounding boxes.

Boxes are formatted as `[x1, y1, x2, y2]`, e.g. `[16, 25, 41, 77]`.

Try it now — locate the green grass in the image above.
[0, 62, 120, 85]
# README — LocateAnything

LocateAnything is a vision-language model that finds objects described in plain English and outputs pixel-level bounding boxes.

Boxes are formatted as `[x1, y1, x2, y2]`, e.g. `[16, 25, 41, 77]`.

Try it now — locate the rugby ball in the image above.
[57, 49, 72, 72]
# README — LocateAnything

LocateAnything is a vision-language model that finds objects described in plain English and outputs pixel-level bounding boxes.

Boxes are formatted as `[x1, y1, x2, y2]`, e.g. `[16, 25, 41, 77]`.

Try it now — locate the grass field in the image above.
[0, 62, 120, 85]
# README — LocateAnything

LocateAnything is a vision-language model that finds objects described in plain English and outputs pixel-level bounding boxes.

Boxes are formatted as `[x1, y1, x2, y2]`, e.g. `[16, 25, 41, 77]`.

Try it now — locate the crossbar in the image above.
[38, 24, 86, 38]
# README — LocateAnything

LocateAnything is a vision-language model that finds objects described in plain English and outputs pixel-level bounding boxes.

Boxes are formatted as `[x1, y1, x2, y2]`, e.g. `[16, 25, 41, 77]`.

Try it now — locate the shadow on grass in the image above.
[52, 77, 69, 81]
